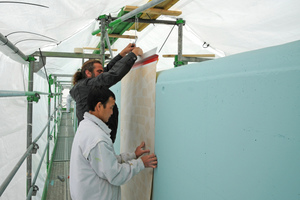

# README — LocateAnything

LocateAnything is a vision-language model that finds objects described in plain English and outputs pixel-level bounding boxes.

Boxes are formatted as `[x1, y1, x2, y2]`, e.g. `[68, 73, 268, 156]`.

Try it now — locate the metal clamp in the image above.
[174, 55, 188, 67]
[27, 93, 40, 103]
[32, 143, 39, 154]
[32, 185, 39, 196]
[49, 135, 53, 140]
[48, 74, 54, 86]
[176, 19, 186, 25]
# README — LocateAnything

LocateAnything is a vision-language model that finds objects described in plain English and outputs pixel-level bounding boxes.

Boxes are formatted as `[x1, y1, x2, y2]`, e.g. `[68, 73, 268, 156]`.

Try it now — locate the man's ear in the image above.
[85, 69, 92, 78]
[95, 102, 102, 111]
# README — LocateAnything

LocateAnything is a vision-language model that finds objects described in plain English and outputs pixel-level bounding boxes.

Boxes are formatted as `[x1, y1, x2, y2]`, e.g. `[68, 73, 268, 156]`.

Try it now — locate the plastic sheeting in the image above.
[1, 0, 300, 199]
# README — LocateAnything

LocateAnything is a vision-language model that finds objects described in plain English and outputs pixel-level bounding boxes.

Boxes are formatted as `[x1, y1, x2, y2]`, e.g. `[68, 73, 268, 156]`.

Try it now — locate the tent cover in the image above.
[0, 0, 299, 199]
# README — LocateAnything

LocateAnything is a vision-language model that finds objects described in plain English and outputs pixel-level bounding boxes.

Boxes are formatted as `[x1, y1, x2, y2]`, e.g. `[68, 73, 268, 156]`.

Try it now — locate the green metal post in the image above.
[47, 96, 50, 170]
[177, 18, 183, 67]
[47, 75, 53, 170]
[54, 76, 57, 141]
[100, 16, 106, 65]
[27, 56, 35, 200]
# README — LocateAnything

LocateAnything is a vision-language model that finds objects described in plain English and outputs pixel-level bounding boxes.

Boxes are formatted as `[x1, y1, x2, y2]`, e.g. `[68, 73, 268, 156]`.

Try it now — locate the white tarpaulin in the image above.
[0, 0, 300, 199]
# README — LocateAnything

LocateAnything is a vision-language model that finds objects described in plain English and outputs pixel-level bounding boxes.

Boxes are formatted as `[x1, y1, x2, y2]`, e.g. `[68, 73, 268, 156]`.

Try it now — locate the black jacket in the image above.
[70, 52, 137, 142]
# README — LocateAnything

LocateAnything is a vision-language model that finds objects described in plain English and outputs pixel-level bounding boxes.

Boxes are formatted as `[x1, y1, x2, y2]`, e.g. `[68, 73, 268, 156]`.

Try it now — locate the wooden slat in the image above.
[83, 47, 118, 51]
[128, 0, 180, 32]
[96, 33, 137, 39]
[163, 54, 216, 58]
[124, 5, 181, 16]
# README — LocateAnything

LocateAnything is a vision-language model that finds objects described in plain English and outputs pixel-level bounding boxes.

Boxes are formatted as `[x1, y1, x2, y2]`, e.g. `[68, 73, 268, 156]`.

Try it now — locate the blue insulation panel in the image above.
[153, 40, 300, 200]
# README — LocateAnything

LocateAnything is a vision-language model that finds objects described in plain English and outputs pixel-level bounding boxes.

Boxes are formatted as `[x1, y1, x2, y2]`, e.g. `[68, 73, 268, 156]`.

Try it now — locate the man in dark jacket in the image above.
[70, 43, 143, 143]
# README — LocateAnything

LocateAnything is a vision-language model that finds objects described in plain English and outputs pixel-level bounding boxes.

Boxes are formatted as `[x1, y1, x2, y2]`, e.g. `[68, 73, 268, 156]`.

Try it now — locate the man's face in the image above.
[92, 63, 104, 77]
[98, 97, 115, 123]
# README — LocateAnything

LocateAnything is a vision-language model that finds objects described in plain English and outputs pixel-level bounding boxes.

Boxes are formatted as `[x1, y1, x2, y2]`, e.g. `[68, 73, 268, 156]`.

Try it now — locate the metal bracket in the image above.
[33, 56, 46, 73]
[174, 55, 188, 67]
[32, 143, 39, 154]
[49, 74, 54, 86]
[176, 19, 185, 25]
[27, 93, 40, 103]
[98, 14, 107, 20]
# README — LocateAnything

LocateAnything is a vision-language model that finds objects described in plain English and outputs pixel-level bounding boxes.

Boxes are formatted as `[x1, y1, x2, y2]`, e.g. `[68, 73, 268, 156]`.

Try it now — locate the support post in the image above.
[27, 57, 35, 200]
[175, 18, 185, 67]
[177, 18, 183, 66]
[47, 86, 51, 170]
[100, 16, 106, 65]
[54, 76, 57, 141]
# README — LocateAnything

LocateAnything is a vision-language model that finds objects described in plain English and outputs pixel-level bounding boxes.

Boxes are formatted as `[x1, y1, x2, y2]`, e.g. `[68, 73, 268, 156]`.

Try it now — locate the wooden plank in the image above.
[124, 5, 181, 16]
[163, 54, 216, 58]
[96, 33, 137, 39]
[128, 0, 180, 32]
[83, 47, 118, 51]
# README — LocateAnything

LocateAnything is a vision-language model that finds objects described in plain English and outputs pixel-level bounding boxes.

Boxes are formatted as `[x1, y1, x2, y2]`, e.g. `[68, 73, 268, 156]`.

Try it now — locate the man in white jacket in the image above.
[69, 85, 157, 200]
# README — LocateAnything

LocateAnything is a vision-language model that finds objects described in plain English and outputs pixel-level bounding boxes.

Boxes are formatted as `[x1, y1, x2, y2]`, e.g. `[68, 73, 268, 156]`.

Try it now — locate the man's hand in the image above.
[141, 153, 158, 168]
[119, 43, 135, 57]
[135, 141, 150, 158]
[132, 47, 143, 56]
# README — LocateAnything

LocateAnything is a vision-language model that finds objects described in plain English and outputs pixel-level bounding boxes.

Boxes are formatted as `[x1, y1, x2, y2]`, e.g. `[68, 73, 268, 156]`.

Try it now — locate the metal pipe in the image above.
[108, 0, 165, 27]
[0, 144, 34, 197]
[178, 18, 183, 64]
[0, 32, 28, 61]
[0, 105, 59, 197]
[54, 77, 57, 141]
[100, 18, 106, 65]
[47, 87, 51, 169]
[182, 57, 212, 63]
[26, 59, 34, 200]
[32, 108, 57, 143]
[57, 81, 71, 83]
[26, 141, 49, 200]
[105, 31, 114, 59]
[30, 51, 101, 59]
[51, 74, 73, 77]
[0, 90, 50, 97]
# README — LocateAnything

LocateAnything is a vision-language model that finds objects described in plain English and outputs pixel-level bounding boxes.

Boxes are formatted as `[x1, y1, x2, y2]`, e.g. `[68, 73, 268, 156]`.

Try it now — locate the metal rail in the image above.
[26, 141, 50, 200]
[0, 90, 61, 97]
[0, 107, 60, 197]
[0, 144, 34, 196]
[0, 32, 28, 62]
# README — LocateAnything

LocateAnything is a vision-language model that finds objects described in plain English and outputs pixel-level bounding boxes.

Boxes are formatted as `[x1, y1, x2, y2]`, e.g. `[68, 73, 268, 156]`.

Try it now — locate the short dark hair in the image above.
[72, 59, 102, 85]
[87, 86, 115, 111]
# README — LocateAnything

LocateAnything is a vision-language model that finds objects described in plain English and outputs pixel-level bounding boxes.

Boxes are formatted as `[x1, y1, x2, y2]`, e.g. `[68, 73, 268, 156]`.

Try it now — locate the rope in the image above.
[158, 24, 176, 53]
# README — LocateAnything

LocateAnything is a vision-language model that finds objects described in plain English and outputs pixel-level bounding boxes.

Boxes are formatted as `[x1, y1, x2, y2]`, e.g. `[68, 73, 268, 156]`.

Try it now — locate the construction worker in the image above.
[70, 43, 143, 143]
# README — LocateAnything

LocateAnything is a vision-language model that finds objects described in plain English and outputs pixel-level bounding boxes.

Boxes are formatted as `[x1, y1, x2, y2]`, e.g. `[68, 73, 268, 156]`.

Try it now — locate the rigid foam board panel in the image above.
[153, 40, 300, 200]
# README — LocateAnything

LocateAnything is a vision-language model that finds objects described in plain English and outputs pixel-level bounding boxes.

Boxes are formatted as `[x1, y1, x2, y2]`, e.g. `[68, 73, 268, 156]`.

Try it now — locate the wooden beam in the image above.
[83, 47, 118, 51]
[124, 5, 182, 16]
[96, 33, 137, 39]
[163, 54, 216, 58]
[128, 0, 180, 32]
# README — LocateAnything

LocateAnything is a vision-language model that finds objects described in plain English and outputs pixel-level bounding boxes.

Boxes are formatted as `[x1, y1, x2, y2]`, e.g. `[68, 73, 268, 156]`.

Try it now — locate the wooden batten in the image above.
[83, 47, 118, 51]
[128, 0, 180, 32]
[123, 5, 182, 16]
[163, 54, 216, 58]
[96, 33, 137, 39]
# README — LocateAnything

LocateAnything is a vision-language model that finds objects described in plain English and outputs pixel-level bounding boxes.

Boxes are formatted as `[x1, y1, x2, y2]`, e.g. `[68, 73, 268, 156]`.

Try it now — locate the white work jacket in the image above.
[70, 112, 145, 200]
